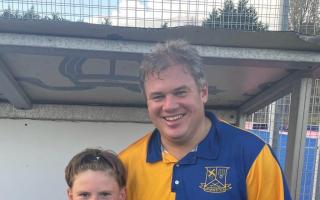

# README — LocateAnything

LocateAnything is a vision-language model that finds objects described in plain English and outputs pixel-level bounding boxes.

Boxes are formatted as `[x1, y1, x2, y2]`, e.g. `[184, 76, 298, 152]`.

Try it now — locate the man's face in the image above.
[144, 64, 208, 145]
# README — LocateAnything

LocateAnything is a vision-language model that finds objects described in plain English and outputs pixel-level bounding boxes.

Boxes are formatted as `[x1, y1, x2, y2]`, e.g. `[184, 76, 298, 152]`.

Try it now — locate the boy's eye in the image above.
[99, 192, 111, 200]
[78, 192, 90, 198]
[100, 192, 111, 197]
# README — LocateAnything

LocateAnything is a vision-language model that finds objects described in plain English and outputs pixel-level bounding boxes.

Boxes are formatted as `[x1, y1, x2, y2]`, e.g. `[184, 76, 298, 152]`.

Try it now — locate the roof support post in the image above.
[0, 58, 31, 109]
[285, 78, 312, 199]
[236, 113, 247, 129]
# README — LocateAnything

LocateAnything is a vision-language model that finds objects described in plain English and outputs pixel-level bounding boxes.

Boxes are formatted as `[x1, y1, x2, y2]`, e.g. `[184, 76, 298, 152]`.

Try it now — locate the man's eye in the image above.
[175, 90, 187, 96]
[151, 95, 164, 101]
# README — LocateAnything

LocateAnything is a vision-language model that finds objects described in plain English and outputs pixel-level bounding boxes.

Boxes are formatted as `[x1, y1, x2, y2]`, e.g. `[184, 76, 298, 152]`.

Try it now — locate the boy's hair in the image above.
[65, 148, 126, 188]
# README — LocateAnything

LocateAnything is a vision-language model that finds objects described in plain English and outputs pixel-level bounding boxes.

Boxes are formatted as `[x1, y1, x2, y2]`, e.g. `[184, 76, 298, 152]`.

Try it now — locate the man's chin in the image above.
[166, 133, 188, 142]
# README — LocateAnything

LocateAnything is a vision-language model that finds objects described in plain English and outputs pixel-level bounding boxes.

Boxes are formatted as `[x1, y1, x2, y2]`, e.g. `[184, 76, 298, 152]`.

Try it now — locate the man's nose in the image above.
[163, 95, 179, 111]
[90, 195, 99, 200]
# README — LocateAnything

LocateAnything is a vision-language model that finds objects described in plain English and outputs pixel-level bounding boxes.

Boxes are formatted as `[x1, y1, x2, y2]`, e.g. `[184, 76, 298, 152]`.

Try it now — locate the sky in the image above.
[0, 0, 283, 29]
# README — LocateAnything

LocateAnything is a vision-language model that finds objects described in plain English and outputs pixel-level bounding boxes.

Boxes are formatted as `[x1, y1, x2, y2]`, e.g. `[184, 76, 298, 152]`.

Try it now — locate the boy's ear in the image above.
[67, 188, 73, 200]
[120, 187, 126, 200]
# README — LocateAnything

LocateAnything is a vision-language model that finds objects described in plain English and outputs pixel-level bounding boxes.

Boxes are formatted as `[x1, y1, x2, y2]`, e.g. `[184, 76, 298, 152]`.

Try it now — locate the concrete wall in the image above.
[0, 118, 151, 200]
[0, 103, 237, 200]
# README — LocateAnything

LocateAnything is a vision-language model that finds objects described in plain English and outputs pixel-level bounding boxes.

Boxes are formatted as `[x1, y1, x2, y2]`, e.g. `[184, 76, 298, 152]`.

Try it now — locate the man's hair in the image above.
[139, 40, 207, 95]
[65, 148, 126, 189]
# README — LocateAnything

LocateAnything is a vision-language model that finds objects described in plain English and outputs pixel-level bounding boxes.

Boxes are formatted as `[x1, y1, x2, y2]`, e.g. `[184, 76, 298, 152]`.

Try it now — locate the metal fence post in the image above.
[285, 78, 313, 199]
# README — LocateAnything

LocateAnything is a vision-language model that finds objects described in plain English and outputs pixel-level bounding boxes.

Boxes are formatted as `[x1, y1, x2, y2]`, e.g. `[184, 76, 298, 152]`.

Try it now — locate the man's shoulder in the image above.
[207, 111, 265, 146]
[119, 132, 152, 160]
[216, 120, 272, 174]
[217, 120, 266, 148]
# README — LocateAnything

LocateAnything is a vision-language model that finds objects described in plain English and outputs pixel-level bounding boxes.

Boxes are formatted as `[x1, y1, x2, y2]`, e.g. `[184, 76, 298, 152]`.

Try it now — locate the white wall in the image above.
[0, 119, 151, 200]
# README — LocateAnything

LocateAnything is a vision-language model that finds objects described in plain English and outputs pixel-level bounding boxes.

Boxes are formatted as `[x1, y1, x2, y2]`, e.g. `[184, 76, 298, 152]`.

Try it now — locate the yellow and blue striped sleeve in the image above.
[246, 145, 291, 200]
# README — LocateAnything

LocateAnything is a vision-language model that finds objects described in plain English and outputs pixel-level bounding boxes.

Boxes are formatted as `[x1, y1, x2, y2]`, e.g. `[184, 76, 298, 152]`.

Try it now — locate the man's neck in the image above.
[161, 117, 212, 160]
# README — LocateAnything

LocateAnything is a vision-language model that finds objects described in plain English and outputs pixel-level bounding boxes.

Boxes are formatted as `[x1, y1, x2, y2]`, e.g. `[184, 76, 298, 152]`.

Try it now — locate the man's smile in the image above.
[163, 114, 185, 121]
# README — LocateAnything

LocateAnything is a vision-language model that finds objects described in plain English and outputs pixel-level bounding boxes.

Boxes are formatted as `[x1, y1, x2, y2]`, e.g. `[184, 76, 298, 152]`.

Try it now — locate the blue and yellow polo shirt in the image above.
[120, 112, 291, 200]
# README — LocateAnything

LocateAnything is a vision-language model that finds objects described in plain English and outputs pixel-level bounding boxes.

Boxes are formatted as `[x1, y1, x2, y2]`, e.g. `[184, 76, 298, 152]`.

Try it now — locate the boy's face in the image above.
[68, 170, 125, 200]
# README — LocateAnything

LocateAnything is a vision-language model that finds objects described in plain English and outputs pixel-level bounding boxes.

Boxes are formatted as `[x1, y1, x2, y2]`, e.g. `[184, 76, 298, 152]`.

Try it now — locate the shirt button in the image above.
[176, 164, 180, 167]
[175, 180, 180, 185]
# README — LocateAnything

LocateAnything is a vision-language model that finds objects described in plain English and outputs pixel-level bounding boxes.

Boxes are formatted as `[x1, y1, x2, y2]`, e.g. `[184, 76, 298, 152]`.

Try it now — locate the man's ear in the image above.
[200, 83, 209, 104]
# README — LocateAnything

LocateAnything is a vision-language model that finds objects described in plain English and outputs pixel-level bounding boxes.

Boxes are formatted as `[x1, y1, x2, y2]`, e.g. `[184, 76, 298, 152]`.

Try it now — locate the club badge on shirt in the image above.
[199, 166, 232, 193]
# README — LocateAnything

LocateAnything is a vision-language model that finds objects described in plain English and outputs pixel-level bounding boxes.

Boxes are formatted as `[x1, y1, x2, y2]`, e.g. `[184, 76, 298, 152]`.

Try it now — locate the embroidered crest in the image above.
[199, 166, 232, 193]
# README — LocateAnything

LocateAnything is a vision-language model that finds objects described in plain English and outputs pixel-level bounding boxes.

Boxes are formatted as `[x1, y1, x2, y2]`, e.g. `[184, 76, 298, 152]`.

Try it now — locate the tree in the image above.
[1, 7, 19, 19]
[1, 6, 66, 22]
[49, 13, 66, 21]
[21, 6, 41, 20]
[102, 17, 112, 25]
[203, 0, 268, 31]
[289, 0, 319, 35]
[161, 22, 168, 28]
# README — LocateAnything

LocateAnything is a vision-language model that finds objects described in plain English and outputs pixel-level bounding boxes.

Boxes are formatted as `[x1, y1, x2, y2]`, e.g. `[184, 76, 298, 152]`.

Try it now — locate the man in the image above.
[120, 40, 291, 200]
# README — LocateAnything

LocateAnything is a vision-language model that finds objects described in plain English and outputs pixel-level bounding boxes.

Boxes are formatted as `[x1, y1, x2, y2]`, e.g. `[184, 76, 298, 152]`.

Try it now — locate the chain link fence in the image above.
[0, 0, 319, 199]
[0, 0, 319, 35]
[246, 79, 320, 200]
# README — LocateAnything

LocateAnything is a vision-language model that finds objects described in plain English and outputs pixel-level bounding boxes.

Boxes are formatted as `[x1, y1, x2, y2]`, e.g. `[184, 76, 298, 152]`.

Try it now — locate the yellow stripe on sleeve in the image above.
[246, 145, 285, 200]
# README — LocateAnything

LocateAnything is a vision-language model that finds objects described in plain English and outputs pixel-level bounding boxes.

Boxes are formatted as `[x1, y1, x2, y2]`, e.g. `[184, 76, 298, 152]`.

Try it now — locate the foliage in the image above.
[1, 7, 19, 19]
[21, 6, 41, 20]
[289, 0, 319, 35]
[202, 0, 268, 31]
[102, 17, 112, 25]
[161, 22, 168, 28]
[49, 13, 67, 21]
[1, 6, 66, 21]
[1, 6, 114, 25]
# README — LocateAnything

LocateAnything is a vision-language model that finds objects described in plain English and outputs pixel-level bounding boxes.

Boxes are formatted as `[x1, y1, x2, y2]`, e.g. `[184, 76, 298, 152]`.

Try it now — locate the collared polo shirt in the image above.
[120, 111, 291, 200]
